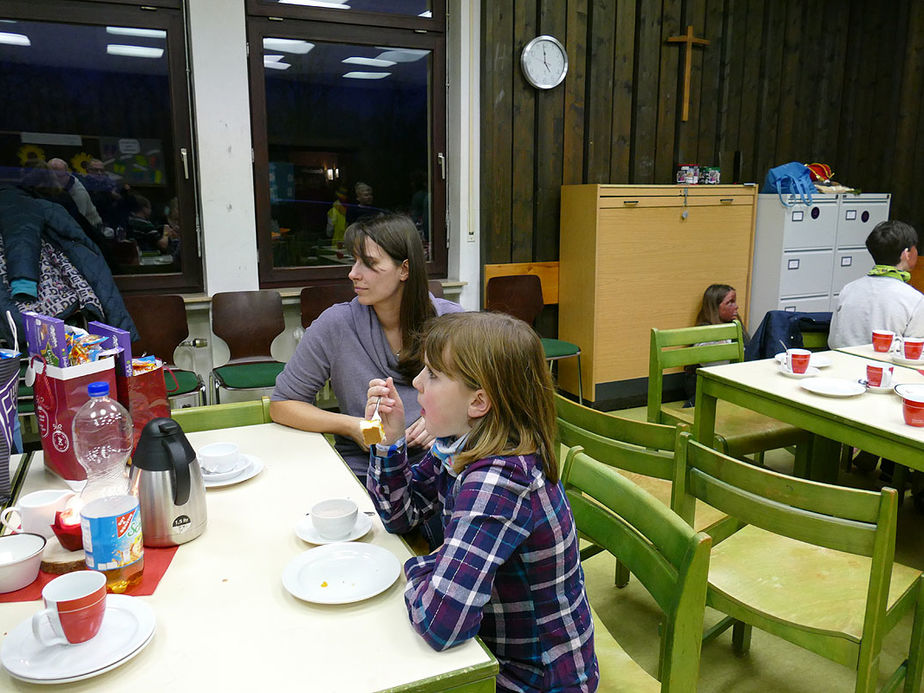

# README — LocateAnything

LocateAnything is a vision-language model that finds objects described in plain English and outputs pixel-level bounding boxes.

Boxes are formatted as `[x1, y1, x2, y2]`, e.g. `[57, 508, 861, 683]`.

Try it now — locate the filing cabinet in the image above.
[748, 192, 891, 334]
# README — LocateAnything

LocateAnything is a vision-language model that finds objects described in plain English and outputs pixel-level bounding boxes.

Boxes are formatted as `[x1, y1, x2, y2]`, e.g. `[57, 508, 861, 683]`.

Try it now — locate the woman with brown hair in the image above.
[270, 213, 462, 481]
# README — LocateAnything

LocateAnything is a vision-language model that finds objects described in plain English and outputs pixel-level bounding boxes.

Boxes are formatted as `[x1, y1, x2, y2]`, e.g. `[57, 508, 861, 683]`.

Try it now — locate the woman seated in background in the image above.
[683, 283, 745, 406]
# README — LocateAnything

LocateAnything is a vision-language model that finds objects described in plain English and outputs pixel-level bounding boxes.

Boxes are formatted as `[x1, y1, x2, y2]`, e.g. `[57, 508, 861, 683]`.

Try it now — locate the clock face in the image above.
[521, 35, 568, 90]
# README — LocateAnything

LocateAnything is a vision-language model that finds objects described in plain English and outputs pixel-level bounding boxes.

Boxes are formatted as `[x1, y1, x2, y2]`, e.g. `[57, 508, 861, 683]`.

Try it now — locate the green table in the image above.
[694, 350, 924, 478]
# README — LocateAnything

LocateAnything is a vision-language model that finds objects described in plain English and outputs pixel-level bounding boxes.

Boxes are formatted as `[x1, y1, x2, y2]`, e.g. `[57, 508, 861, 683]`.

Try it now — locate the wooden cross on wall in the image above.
[667, 25, 710, 122]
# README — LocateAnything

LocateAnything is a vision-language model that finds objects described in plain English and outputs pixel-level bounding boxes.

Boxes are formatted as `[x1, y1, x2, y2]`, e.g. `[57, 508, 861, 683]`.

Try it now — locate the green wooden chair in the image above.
[555, 393, 726, 587]
[561, 446, 712, 691]
[169, 397, 272, 433]
[671, 432, 924, 693]
[648, 322, 809, 463]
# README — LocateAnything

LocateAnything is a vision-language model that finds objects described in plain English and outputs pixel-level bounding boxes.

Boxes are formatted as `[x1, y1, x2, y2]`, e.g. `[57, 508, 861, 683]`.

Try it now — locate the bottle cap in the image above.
[87, 381, 110, 397]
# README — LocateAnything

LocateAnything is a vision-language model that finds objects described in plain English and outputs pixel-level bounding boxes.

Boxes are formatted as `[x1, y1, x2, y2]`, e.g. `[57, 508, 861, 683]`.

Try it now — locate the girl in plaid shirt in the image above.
[366, 312, 598, 692]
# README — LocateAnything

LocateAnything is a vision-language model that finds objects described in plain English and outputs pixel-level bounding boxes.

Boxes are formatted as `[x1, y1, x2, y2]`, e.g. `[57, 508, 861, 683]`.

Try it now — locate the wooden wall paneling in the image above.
[675, 0, 707, 167]
[874, 5, 911, 193]
[753, 1, 783, 182]
[562, 0, 588, 186]
[696, 0, 725, 167]
[813, 3, 849, 165]
[534, 0, 567, 261]
[654, 0, 681, 183]
[774, 1, 803, 163]
[896, 2, 924, 225]
[632, 0, 661, 182]
[584, 0, 617, 183]
[835, 1, 864, 180]
[716, 0, 746, 181]
[736, 0, 763, 182]
[482, 2, 514, 263]
[845, 1, 883, 189]
[511, 0, 537, 262]
[608, 0, 636, 182]
[794, 2, 826, 161]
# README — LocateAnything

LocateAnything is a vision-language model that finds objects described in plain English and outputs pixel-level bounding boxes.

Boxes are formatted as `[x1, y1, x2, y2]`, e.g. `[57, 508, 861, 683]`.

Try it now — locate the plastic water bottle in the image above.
[73, 381, 144, 592]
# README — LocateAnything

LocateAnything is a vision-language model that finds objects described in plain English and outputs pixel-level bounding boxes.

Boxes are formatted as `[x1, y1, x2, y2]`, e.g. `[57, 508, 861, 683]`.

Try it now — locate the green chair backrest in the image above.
[671, 432, 898, 649]
[647, 321, 745, 424]
[562, 447, 712, 692]
[555, 393, 680, 479]
[170, 397, 272, 433]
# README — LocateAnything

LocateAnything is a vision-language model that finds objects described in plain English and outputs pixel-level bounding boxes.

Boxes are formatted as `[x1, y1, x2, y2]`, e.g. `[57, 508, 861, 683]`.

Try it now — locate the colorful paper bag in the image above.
[115, 360, 170, 450]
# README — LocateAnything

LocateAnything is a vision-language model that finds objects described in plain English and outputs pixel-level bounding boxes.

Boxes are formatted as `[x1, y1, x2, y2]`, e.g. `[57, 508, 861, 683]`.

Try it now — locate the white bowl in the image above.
[310, 499, 358, 540]
[197, 442, 243, 474]
[0, 533, 46, 593]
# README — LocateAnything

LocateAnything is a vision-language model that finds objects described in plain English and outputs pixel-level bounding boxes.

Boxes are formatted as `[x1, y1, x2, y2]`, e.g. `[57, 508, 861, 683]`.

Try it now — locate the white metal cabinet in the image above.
[749, 192, 891, 333]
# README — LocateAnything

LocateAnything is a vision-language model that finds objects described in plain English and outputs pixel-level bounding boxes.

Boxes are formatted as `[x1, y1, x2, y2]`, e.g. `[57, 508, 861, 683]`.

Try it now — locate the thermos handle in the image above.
[162, 436, 190, 506]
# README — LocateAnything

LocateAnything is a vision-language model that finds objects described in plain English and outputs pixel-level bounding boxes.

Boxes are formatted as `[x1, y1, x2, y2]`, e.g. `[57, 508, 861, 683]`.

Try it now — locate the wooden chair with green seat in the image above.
[671, 431, 924, 693]
[210, 290, 287, 404]
[169, 397, 272, 433]
[648, 321, 810, 470]
[561, 446, 712, 691]
[555, 393, 727, 587]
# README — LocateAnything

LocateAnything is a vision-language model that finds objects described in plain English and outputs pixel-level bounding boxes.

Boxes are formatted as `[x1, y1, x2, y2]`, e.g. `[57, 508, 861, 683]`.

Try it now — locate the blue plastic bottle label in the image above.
[80, 498, 144, 571]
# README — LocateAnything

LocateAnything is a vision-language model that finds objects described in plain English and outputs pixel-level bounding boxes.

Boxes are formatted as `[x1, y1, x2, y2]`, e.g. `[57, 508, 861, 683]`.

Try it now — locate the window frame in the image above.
[245, 0, 444, 32]
[0, 0, 202, 294]
[246, 12, 447, 287]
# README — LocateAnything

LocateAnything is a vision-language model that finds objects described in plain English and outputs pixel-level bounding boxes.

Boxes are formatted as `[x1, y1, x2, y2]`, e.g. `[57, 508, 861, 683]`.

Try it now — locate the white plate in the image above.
[778, 364, 821, 379]
[800, 377, 866, 398]
[203, 454, 264, 488]
[282, 543, 401, 605]
[296, 512, 373, 545]
[775, 353, 832, 368]
[200, 457, 250, 482]
[1, 594, 155, 684]
[890, 353, 924, 368]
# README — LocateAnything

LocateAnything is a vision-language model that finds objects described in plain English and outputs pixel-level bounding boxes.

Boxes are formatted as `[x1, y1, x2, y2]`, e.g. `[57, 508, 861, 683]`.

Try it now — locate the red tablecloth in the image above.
[0, 545, 179, 603]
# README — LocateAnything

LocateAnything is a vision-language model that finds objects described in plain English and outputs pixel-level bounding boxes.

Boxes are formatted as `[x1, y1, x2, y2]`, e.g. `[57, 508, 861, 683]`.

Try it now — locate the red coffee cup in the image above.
[871, 330, 896, 353]
[896, 384, 924, 427]
[787, 349, 812, 374]
[903, 337, 924, 361]
[31, 570, 107, 645]
[866, 363, 893, 388]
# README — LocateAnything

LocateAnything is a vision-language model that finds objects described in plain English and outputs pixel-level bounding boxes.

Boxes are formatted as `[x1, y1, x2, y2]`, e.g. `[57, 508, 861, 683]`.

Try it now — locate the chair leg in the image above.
[904, 580, 924, 693]
[614, 560, 630, 588]
[576, 353, 583, 405]
[732, 620, 752, 656]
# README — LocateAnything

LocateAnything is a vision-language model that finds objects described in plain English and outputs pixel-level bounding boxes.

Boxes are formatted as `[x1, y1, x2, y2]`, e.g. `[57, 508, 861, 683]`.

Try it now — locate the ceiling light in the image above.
[342, 71, 390, 80]
[0, 32, 30, 47]
[342, 57, 396, 68]
[374, 49, 428, 63]
[279, 0, 351, 8]
[418, 10, 432, 17]
[106, 44, 164, 59]
[262, 38, 314, 54]
[264, 60, 292, 71]
[106, 27, 167, 39]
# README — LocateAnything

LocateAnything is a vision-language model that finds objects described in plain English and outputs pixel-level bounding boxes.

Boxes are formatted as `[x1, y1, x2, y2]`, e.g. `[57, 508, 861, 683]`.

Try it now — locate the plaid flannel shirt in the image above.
[368, 445, 599, 692]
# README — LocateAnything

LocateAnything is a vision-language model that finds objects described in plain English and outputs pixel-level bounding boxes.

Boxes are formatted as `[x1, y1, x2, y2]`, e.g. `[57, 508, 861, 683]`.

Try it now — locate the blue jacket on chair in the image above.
[745, 310, 832, 361]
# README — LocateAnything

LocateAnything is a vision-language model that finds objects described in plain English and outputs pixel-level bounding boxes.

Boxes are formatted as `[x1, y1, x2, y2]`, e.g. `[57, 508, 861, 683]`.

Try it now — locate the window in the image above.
[0, 0, 200, 293]
[246, 2, 446, 286]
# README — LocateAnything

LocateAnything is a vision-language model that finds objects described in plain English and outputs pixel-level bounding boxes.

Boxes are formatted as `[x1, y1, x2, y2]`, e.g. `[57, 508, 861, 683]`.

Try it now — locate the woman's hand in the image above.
[405, 416, 434, 450]
[366, 377, 406, 445]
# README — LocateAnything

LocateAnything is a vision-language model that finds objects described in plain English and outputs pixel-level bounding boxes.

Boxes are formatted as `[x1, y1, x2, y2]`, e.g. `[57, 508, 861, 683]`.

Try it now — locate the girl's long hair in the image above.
[423, 312, 559, 482]
[345, 213, 435, 382]
[695, 284, 735, 325]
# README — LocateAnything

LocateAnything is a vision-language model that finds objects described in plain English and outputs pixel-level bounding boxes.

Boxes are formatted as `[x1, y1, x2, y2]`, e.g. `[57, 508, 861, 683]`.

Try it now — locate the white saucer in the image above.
[775, 352, 832, 368]
[296, 511, 373, 545]
[203, 454, 264, 488]
[890, 353, 924, 368]
[778, 364, 821, 379]
[282, 543, 400, 605]
[200, 457, 250, 482]
[860, 380, 896, 394]
[1, 594, 155, 684]
[800, 377, 866, 398]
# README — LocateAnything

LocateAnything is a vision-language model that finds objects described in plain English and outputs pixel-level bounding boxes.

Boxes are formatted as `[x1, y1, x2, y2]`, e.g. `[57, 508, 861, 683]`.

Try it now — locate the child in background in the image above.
[365, 312, 598, 692]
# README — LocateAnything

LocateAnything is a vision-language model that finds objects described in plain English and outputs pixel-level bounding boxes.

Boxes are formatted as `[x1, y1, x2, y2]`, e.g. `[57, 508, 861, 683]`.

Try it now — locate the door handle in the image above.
[180, 147, 189, 180]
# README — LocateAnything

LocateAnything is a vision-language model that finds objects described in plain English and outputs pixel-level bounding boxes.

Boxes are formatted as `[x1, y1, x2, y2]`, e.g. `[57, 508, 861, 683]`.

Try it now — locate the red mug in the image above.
[31, 570, 107, 645]
[787, 349, 812, 374]
[903, 337, 924, 361]
[902, 398, 924, 427]
[871, 330, 896, 353]
[866, 363, 893, 388]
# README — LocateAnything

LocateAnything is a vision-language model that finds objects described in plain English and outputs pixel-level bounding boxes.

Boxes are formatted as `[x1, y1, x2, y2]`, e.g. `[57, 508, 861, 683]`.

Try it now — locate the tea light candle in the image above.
[51, 508, 84, 552]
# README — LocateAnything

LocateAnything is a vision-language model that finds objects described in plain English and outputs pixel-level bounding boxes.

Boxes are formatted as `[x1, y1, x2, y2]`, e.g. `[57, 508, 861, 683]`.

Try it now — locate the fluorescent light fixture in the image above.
[374, 49, 428, 63]
[106, 27, 166, 39]
[264, 54, 284, 63]
[264, 60, 291, 71]
[279, 0, 350, 8]
[342, 71, 390, 80]
[262, 38, 314, 54]
[342, 57, 396, 68]
[419, 10, 432, 17]
[0, 32, 30, 47]
[106, 44, 164, 59]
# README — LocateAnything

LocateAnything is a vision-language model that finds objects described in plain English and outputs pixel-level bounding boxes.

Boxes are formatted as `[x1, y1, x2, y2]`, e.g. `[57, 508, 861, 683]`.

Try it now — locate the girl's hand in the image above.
[366, 377, 405, 445]
[405, 416, 434, 449]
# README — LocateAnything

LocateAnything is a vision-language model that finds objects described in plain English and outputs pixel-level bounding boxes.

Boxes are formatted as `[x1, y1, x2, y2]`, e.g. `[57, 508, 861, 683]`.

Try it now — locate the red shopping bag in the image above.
[114, 360, 170, 451]
[32, 355, 117, 482]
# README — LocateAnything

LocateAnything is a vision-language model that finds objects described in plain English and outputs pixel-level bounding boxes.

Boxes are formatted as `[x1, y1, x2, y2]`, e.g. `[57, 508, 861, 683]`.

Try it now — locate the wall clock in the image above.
[520, 35, 568, 90]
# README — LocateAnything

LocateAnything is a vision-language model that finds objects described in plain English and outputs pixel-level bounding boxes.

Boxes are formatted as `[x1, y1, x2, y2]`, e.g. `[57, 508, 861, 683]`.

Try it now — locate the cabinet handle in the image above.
[720, 198, 734, 205]
[623, 200, 639, 206]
